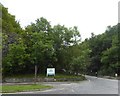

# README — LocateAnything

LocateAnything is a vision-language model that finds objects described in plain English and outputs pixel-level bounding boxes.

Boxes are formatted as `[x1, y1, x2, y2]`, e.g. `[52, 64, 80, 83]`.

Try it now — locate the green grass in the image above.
[54, 74, 83, 78]
[0, 86, 1, 92]
[2, 84, 53, 93]
[4, 74, 85, 82]
[44, 74, 86, 81]
[5, 74, 35, 78]
[44, 74, 84, 78]
[5, 74, 46, 78]
[5, 74, 84, 78]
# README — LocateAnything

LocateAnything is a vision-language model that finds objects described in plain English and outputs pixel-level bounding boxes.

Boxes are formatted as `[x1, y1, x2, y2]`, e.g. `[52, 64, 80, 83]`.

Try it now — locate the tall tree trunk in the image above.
[34, 65, 37, 84]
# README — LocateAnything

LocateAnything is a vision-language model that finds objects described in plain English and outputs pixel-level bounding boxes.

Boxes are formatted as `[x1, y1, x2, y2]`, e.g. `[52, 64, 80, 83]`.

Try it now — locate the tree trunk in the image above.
[34, 65, 37, 84]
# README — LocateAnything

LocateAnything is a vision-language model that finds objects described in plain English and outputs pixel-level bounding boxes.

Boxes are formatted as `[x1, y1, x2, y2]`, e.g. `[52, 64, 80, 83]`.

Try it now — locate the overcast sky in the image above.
[0, 0, 119, 41]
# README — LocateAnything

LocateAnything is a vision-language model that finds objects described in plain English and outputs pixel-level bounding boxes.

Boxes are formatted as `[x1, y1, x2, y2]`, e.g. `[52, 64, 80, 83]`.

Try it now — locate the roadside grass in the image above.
[2, 84, 53, 93]
[38, 74, 86, 82]
[46, 73, 85, 78]
[5, 74, 85, 79]
[54, 74, 84, 78]
[5, 74, 36, 78]
[4, 74, 86, 82]
[0, 86, 1, 92]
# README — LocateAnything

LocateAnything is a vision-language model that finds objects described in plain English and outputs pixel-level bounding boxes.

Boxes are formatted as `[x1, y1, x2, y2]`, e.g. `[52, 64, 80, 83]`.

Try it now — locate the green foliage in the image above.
[2, 4, 119, 77]
[71, 42, 91, 74]
[87, 25, 119, 76]
[3, 39, 27, 75]
[2, 5, 24, 75]
[101, 34, 119, 75]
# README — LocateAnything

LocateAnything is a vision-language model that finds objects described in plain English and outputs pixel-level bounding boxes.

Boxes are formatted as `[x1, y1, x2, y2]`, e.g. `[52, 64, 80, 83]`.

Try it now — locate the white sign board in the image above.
[47, 68, 55, 76]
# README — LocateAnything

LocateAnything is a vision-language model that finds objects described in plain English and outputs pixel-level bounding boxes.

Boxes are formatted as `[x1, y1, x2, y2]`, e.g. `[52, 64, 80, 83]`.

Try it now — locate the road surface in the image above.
[14, 75, 118, 94]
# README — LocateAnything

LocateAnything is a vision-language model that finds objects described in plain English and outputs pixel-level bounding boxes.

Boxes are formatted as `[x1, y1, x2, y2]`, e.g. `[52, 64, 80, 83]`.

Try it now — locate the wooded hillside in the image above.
[1, 4, 120, 77]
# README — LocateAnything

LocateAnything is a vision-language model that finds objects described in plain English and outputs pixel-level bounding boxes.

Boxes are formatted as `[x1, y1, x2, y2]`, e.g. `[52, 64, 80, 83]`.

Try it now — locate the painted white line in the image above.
[71, 89, 75, 92]
[61, 84, 71, 86]
[88, 80, 90, 82]
[41, 88, 65, 92]
[98, 77, 118, 82]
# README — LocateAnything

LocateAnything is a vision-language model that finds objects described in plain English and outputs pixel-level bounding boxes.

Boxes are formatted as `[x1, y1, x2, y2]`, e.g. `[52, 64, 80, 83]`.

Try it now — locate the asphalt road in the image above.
[15, 75, 118, 94]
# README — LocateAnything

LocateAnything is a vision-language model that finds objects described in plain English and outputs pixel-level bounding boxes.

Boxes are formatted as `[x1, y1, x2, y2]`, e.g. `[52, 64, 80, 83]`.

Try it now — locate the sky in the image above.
[0, 0, 119, 41]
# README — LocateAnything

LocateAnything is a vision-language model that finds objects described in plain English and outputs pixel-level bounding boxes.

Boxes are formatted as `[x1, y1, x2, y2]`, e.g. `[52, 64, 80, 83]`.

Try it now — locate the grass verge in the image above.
[2, 84, 53, 93]
[4, 74, 86, 82]
[39, 74, 86, 82]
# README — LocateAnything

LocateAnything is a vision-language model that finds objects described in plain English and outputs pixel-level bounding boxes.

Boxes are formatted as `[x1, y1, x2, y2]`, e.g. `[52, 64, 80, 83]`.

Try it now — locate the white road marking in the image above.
[61, 84, 71, 86]
[41, 88, 65, 92]
[71, 89, 75, 92]
[88, 80, 90, 82]
[98, 77, 118, 82]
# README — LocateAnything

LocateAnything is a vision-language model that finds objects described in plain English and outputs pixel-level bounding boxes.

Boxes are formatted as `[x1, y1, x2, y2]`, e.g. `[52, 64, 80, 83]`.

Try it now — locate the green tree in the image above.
[3, 38, 28, 75]
[71, 41, 91, 75]
[2, 4, 23, 76]
[101, 34, 119, 76]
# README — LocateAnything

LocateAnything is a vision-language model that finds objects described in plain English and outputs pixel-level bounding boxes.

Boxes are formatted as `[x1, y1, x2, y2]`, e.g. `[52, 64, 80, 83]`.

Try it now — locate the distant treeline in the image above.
[1, 4, 120, 77]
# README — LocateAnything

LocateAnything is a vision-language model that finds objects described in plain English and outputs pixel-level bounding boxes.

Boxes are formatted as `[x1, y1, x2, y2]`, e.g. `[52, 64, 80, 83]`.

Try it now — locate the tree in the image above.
[24, 17, 55, 75]
[2, 4, 119, 77]
[3, 38, 28, 75]
[71, 41, 91, 75]
[2, 4, 23, 76]
[101, 34, 119, 76]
